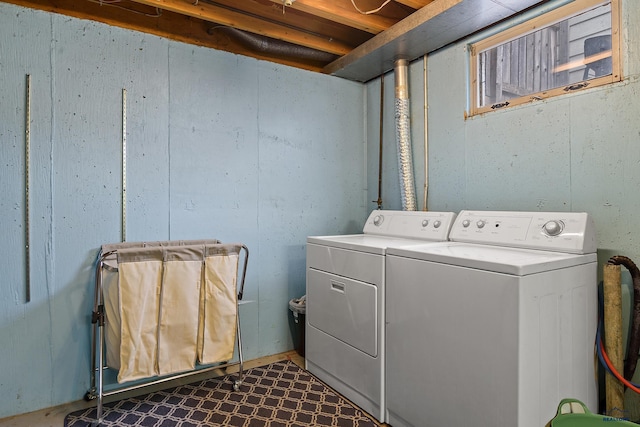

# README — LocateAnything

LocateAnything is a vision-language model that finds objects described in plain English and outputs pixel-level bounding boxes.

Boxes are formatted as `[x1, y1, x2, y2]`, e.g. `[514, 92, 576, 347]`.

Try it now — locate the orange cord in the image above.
[599, 339, 640, 394]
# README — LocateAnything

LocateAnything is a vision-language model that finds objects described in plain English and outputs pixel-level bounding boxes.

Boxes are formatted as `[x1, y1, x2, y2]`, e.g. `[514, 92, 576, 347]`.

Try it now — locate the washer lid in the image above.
[386, 242, 597, 275]
[307, 234, 441, 255]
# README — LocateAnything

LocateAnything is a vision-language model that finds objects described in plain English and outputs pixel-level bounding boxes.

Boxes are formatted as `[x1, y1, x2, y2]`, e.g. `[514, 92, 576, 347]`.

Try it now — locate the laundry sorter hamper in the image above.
[85, 239, 249, 426]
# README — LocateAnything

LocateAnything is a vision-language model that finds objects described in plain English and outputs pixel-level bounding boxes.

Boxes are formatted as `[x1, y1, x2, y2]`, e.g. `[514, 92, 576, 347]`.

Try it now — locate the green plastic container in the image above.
[550, 399, 638, 426]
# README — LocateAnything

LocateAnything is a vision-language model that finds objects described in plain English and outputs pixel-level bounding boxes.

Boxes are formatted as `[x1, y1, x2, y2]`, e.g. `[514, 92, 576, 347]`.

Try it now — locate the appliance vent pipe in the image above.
[394, 59, 417, 211]
[423, 54, 429, 211]
[208, 26, 338, 63]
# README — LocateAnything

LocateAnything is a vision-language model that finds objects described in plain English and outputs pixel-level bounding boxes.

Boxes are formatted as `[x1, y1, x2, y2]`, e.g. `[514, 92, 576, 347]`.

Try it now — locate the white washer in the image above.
[385, 210, 598, 427]
[306, 210, 456, 422]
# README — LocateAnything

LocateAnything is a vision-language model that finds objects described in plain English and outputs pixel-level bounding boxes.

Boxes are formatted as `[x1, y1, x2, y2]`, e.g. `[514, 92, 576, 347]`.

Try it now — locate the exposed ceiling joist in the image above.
[394, 0, 435, 8]
[2, 0, 550, 80]
[270, 0, 403, 34]
[128, 0, 353, 55]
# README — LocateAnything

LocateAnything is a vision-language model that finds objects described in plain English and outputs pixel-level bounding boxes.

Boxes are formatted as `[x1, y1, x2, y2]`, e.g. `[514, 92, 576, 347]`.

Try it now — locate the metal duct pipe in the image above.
[208, 26, 338, 63]
[422, 54, 429, 211]
[375, 74, 384, 210]
[394, 59, 417, 211]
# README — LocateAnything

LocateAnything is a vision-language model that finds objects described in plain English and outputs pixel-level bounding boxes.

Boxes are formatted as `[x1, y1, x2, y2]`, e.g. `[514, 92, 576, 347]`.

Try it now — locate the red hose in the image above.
[599, 338, 640, 394]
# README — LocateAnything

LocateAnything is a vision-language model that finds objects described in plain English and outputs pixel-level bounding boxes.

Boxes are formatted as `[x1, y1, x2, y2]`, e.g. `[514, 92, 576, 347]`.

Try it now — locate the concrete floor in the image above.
[0, 351, 306, 427]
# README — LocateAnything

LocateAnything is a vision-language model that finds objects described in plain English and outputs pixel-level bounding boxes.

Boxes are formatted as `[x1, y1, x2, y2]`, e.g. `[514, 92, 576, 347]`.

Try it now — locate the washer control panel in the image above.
[449, 210, 596, 254]
[363, 210, 457, 241]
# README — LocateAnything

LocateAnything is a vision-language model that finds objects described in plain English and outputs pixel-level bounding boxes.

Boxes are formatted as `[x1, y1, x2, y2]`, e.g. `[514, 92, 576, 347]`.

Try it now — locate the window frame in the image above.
[468, 0, 621, 117]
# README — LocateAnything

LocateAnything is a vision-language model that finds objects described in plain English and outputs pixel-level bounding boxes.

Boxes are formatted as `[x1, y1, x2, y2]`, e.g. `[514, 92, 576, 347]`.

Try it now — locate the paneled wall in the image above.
[426, 0, 640, 266]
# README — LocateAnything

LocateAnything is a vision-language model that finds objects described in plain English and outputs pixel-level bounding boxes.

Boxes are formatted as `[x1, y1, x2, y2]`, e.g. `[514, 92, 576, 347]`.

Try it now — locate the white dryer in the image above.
[306, 210, 456, 422]
[385, 210, 598, 427]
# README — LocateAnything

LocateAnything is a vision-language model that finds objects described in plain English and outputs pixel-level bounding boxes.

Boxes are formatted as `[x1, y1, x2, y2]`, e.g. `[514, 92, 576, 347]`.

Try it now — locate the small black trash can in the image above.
[289, 296, 306, 357]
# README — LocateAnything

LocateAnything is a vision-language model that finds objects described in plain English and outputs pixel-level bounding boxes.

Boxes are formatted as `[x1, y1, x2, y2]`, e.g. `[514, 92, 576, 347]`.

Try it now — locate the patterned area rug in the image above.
[65, 360, 379, 426]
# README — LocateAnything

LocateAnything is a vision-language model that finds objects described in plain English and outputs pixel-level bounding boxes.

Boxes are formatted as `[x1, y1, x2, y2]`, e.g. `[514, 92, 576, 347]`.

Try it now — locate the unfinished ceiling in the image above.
[4, 0, 550, 82]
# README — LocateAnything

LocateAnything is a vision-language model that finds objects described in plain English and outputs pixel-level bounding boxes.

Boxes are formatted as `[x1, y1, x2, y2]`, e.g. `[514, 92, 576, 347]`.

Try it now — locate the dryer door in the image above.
[307, 269, 377, 357]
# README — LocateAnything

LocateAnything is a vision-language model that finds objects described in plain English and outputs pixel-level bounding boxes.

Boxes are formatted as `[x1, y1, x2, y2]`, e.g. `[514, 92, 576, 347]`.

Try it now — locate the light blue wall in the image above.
[0, 3, 367, 418]
[367, 1, 640, 267]
[7, 0, 637, 420]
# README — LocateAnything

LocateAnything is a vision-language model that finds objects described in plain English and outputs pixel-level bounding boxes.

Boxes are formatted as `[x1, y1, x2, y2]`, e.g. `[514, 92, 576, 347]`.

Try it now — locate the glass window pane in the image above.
[476, 2, 612, 109]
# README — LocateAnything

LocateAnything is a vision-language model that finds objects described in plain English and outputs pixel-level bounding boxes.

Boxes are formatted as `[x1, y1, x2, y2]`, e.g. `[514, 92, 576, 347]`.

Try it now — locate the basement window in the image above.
[469, 0, 621, 116]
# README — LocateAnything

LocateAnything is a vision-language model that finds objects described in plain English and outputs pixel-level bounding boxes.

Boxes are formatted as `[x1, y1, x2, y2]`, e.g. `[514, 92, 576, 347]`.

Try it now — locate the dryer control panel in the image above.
[449, 210, 596, 254]
[363, 210, 457, 241]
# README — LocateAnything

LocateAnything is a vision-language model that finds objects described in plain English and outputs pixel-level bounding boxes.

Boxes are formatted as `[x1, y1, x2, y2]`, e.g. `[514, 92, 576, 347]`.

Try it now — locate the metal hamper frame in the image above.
[84, 239, 249, 426]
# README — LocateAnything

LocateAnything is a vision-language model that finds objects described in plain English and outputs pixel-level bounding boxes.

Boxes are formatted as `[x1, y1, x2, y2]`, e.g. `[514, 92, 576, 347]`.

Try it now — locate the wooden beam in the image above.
[1, 0, 328, 72]
[603, 264, 625, 416]
[205, 0, 371, 46]
[273, 0, 399, 34]
[394, 0, 434, 9]
[129, 0, 352, 55]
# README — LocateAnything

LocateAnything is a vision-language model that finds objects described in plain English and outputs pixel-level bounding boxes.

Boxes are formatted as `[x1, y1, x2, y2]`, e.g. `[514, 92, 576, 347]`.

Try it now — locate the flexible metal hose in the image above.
[394, 59, 417, 211]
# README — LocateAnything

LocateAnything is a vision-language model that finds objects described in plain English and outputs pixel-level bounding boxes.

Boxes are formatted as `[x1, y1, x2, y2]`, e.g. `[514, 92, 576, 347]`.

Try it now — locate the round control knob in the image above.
[543, 220, 564, 236]
[462, 220, 471, 228]
[476, 220, 486, 229]
[373, 215, 384, 226]
[433, 220, 441, 228]
[422, 219, 429, 227]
